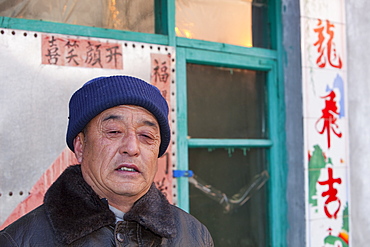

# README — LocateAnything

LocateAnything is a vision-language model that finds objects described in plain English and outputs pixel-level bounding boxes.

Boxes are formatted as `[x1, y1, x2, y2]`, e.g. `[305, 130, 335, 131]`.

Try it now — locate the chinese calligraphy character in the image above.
[65, 40, 79, 50]
[42, 34, 123, 69]
[85, 42, 102, 68]
[44, 36, 60, 65]
[315, 90, 342, 149]
[66, 49, 79, 65]
[313, 19, 343, 69]
[155, 177, 168, 197]
[318, 167, 342, 219]
[161, 90, 167, 99]
[152, 59, 170, 83]
[106, 46, 122, 68]
[65, 40, 79, 65]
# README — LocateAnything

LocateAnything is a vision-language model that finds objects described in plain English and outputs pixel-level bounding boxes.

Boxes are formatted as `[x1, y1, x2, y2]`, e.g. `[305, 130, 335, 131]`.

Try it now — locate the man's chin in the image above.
[112, 183, 150, 197]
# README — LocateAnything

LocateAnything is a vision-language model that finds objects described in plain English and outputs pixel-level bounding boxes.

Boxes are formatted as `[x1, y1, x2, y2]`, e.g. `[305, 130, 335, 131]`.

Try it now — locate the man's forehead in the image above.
[99, 105, 159, 126]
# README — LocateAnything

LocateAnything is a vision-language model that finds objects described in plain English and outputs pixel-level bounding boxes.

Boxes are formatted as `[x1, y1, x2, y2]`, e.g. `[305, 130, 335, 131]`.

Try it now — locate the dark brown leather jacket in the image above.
[0, 165, 214, 246]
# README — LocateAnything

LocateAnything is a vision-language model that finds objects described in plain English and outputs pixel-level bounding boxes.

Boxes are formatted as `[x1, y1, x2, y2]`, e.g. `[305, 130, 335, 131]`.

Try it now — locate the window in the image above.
[176, 0, 270, 48]
[187, 65, 268, 245]
[187, 64, 267, 139]
[0, 0, 155, 33]
[176, 47, 282, 245]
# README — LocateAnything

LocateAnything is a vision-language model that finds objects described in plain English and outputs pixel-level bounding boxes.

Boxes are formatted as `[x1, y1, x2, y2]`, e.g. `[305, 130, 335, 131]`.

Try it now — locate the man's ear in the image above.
[73, 133, 85, 163]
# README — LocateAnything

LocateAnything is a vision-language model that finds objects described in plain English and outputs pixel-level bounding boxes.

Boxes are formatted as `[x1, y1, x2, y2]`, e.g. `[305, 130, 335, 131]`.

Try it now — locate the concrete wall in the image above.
[282, 0, 306, 245]
[346, 0, 370, 245]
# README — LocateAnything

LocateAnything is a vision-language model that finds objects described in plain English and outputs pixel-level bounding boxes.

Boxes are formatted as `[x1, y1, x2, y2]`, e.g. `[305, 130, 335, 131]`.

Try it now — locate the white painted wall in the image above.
[346, 0, 370, 245]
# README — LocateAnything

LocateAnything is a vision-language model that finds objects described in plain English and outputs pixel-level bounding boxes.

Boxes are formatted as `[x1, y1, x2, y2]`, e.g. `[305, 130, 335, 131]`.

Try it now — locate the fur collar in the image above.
[44, 165, 176, 244]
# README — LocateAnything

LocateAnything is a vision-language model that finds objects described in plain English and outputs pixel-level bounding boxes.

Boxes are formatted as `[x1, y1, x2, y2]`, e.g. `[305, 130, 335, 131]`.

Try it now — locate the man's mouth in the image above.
[117, 167, 136, 172]
[116, 165, 140, 173]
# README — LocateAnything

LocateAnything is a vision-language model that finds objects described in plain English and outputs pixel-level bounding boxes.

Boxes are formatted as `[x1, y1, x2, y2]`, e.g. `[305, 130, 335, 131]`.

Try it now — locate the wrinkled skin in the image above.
[73, 105, 161, 212]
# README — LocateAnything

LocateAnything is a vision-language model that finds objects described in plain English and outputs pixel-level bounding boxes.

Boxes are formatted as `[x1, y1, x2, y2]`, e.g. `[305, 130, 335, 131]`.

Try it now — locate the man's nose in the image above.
[119, 132, 140, 156]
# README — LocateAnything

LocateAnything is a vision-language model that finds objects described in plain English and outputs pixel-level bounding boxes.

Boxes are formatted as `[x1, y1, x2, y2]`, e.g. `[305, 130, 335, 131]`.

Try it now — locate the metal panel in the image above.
[0, 29, 176, 227]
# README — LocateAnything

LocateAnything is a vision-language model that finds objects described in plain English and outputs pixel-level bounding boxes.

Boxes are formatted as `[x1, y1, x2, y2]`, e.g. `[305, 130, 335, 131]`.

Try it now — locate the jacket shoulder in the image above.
[0, 205, 56, 246]
[168, 205, 214, 247]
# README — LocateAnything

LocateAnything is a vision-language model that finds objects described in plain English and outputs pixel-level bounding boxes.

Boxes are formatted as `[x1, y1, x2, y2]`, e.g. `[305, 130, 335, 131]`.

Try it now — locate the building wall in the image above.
[282, 0, 306, 246]
[300, 0, 349, 246]
[346, 0, 370, 245]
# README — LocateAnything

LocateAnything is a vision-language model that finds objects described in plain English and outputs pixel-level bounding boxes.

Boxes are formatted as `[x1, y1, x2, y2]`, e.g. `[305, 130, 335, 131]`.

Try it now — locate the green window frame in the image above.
[176, 43, 286, 246]
[0, 0, 286, 245]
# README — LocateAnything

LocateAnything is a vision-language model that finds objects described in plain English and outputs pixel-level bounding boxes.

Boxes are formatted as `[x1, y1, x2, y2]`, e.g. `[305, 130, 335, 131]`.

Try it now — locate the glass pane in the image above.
[189, 148, 268, 247]
[176, 0, 270, 48]
[0, 0, 154, 33]
[187, 63, 267, 139]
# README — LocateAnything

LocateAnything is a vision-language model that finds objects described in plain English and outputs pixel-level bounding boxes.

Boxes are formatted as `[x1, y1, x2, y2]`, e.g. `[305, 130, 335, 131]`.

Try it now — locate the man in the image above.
[0, 75, 214, 246]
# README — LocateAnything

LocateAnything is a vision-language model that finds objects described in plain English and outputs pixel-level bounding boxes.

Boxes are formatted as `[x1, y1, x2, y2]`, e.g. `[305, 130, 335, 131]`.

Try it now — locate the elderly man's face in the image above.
[73, 105, 161, 207]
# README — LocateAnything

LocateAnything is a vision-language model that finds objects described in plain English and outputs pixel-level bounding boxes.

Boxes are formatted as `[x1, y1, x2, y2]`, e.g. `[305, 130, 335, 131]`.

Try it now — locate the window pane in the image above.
[189, 148, 268, 246]
[176, 0, 270, 48]
[187, 63, 267, 139]
[0, 0, 154, 33]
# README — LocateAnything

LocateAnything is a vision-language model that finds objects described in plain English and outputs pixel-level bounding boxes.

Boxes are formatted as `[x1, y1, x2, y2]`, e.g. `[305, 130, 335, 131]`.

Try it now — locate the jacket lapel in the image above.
[44, 165, 115, 244]
[44, 165, 176, 244]
[125, 183, 177, 238]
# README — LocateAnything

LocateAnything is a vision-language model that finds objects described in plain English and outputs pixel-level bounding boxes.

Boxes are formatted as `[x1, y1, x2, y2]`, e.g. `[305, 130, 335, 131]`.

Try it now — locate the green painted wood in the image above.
[174, 47, 190, 212]
[265, 60, 287, 246]
[177, 37, 278, 60]
[185, 48, 274, 71]
[188, 139, 273, 148]
[0, 17, 168, 45]
[269, 0, 288, 245]
[154, 0, 169, 35]
[166, 0, 176, 47]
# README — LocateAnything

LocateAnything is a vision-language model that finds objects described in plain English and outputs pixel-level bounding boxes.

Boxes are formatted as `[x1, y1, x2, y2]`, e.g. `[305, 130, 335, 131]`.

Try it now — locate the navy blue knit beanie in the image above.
[66, 75, 170, 157]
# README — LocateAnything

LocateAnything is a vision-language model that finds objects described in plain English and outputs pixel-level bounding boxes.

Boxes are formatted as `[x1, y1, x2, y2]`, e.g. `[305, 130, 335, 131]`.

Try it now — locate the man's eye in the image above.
[141, 134, 152, 139]
[106, 130, 122, 136]
[109, 131, 120, 134]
